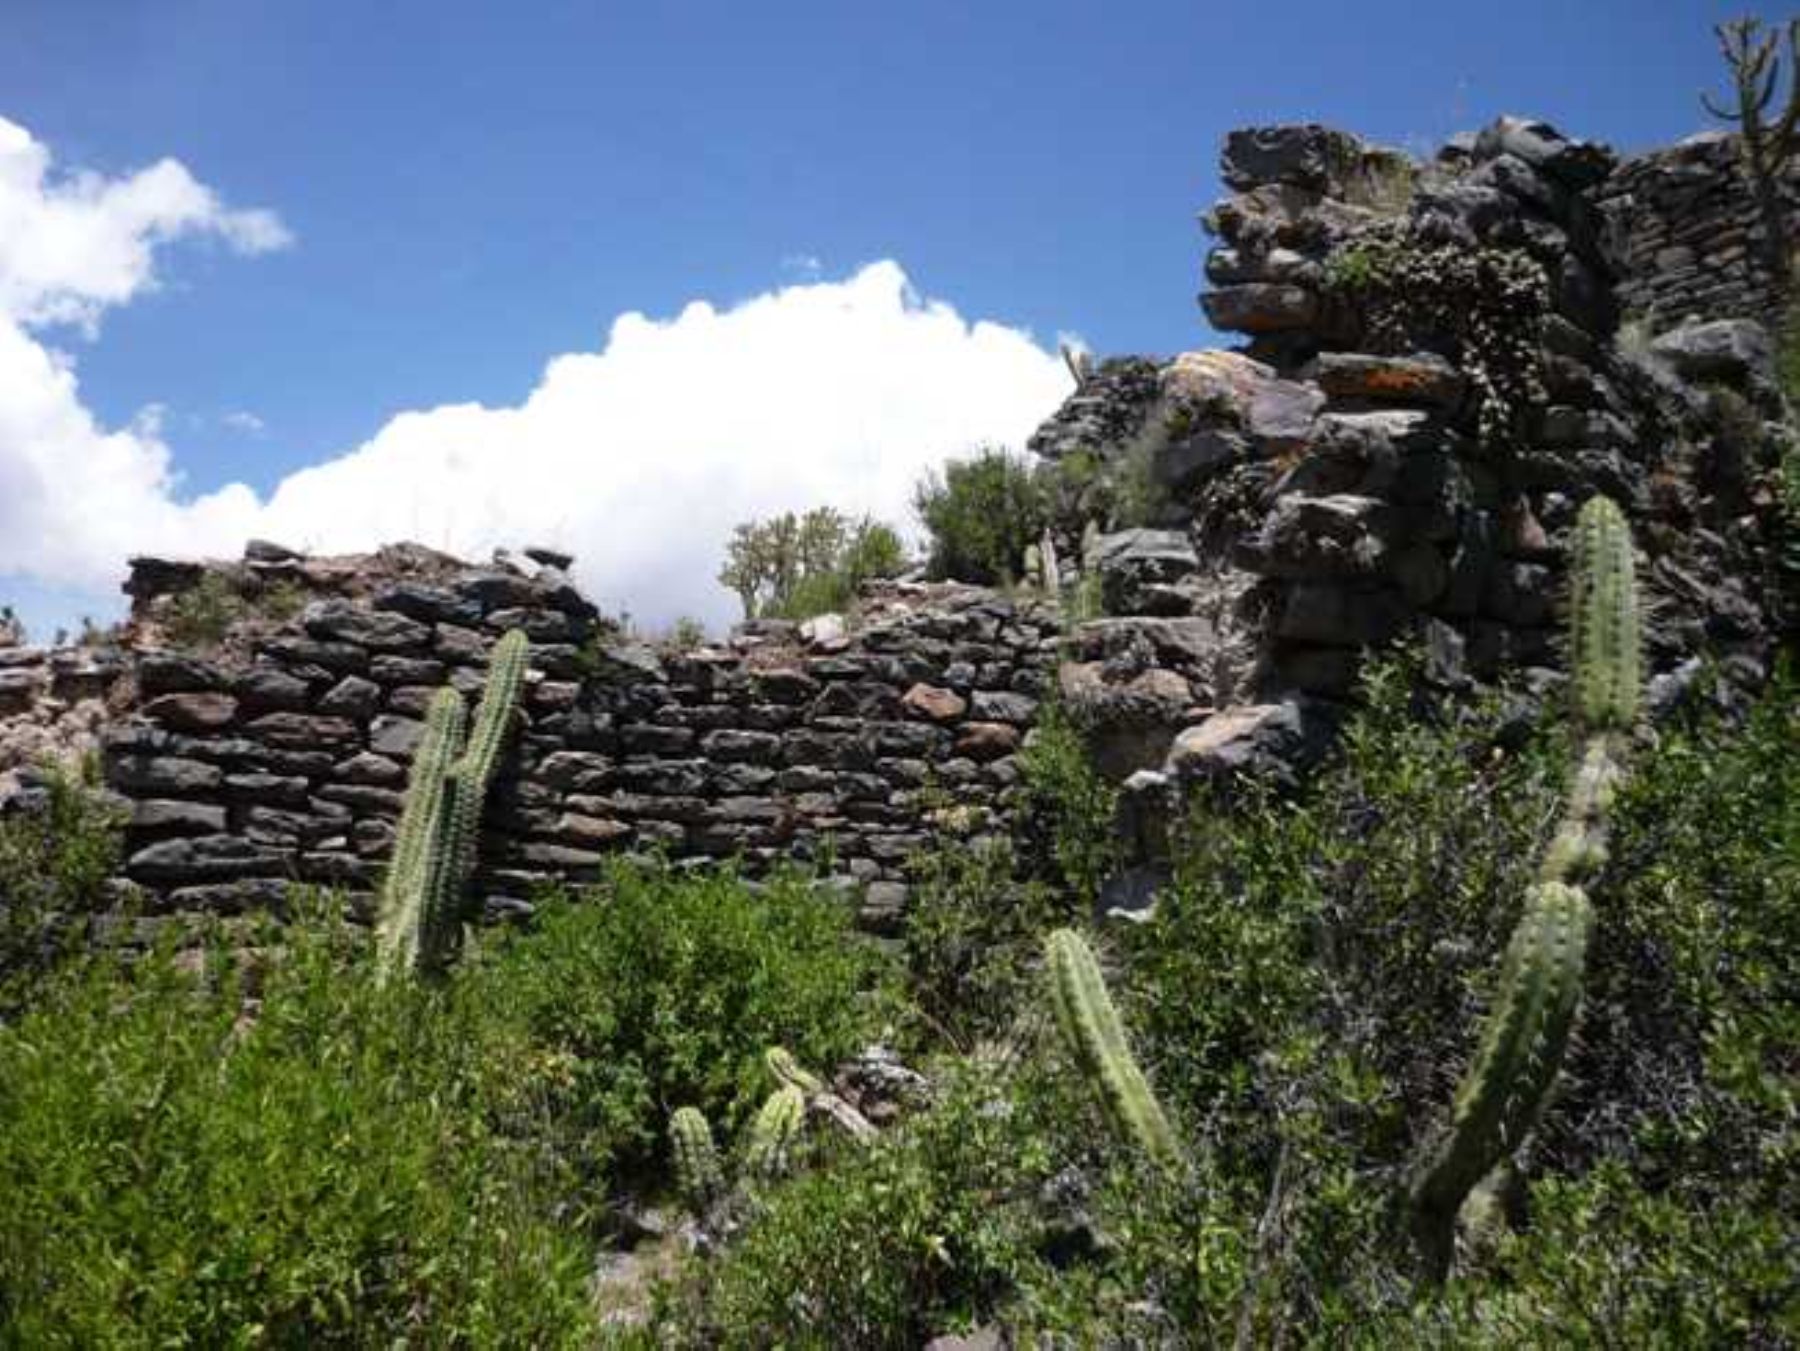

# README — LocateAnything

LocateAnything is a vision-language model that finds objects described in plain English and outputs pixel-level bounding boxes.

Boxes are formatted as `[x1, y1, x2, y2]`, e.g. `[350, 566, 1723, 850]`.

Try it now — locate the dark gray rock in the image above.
[1221, 123, 1367, 190]
[126, 834, 288, 883]
[108, 755, 223, 796]
[1648, 319, 1774, 389]
[319, 675, 383, 718]
[302, 599, 433, 652]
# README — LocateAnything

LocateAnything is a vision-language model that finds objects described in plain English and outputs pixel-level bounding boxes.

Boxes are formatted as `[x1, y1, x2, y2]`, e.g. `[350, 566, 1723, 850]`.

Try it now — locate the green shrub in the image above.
[914, 447, 1046, 585]
[471, 860, 896, 1192]
[0, 756, 123, 1005]
[668, 1061, 1072, 1348]
[161, 573, 250, 648]
[0, 907, 595, 1346]
[719, 508, 905, 621]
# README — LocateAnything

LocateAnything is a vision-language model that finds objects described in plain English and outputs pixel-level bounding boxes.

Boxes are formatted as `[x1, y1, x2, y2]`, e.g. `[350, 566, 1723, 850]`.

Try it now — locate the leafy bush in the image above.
[472, 860, 896, 1192]
[667, 1061, 1074, 1348]
[0, 756, 123, 1004]
[914, 447, 1046, 585]
[0, 908, 595, 1345]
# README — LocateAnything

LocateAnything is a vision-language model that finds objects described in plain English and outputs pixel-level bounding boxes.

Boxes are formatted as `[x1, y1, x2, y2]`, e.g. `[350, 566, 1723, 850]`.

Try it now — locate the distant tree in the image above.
[719, 508, 906, 620]
[1702, 15, 1800, 304]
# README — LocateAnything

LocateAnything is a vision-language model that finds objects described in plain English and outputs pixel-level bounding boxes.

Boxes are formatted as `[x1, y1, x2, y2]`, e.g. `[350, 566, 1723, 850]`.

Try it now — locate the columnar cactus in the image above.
[765, 1046, 824, 1097]
[670, 1106, 725, 1214]
[1045, 927, 1181, 1168]
[1407, 881, 1593, 1277]
[375, 686, 466, 980]
[1408, 494, 1640, 1280]
[374, 628, 529, 981]
[742, 1084, 807, 1182]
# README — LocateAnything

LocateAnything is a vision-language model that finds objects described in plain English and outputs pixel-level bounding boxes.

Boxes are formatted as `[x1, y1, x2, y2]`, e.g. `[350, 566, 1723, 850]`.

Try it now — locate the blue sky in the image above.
[0, 0, 1756, 637]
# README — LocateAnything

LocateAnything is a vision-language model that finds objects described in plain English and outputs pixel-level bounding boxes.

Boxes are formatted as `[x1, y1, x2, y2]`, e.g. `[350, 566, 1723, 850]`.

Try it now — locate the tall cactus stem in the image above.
[375, 686, 466, 980]
[418, 629, 529, 975]
[1409, 881, 1593, 1281]
[1045, 928, 1181, 1168]
[1568, 495, 1640, 735]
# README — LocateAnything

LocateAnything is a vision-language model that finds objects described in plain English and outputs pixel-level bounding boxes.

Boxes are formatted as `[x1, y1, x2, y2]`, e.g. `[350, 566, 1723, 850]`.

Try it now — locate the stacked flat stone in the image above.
[1022, 117, 1784, 810]
[1594, 130, 1800, 333]
[101, 564, 1058, 932]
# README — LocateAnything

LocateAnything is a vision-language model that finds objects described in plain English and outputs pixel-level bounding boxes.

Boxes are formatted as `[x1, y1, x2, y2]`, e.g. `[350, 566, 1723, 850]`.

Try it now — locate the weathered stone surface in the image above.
[126, 834, 288, 883]
[128, 799, 228, 834]
[1472, 114, 1615, 189]
[141, 692, 240, 733]
[1221, 123, 1368, 191]
[970, 690, 1037, 725]
[1240, 494, 1398, 579]
[701, 729, 782, 763]
[108, 755, 223, 796]
[318, 675, 382, 718]
[1313, 352, 1466, 410]
[1648, 319, 1773, 388]
[1095, 529, 1200, 615]
[302, 599, 433, 651]
[138, 651, 228, 697]
[247, 713, 361, 751]
[1201, 283, 1318, 334]
[233, 668, 312, 711]
[1165, 700, 1336, 787]
[954, 722, 1021, 761]
[901, 683, 967, 722]
[336, 751, 405, 787]
[368, 715, 426, 758]
[1277, 583, 1410, 647]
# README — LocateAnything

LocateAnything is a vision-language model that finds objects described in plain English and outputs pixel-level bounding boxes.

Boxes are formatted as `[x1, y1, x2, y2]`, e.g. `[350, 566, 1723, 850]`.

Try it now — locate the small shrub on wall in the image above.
[914, 446, 1047, 585]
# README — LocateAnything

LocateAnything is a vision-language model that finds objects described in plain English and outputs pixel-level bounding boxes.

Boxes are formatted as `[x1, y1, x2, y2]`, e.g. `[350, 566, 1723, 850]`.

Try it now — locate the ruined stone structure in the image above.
[1595, 131, 1800, 333]
[2, 114, 1793, 933]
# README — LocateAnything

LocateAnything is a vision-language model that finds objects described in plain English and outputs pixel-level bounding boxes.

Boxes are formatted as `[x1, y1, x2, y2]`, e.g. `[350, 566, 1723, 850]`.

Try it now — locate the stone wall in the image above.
[1593, 131, 1800, 332]
[1023, 118, 1788, 836]
[95, 551, 1058, 931]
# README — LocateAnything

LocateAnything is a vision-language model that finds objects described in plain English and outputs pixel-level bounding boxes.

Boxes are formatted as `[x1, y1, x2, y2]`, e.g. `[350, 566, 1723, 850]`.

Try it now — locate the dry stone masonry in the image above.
[1595, 130, 1800, 333]
[94, 548, 1058, 931]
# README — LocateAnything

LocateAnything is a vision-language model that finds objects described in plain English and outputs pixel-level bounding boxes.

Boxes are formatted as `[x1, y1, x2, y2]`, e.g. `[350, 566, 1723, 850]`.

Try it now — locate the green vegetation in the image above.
[718, 506, 906, 620]
[1324, 224, 1548, 448]
[0, 756, 122, 1006]
[161, 573, 307, 649]
[913, 446, 1046, 584]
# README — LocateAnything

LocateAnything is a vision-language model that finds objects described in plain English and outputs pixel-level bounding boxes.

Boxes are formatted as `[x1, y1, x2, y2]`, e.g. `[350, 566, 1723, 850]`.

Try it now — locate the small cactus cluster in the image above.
[1407, 495, 1641, 1280]
[666, 1050, 846, 1227]
[376, 628, 529, 981]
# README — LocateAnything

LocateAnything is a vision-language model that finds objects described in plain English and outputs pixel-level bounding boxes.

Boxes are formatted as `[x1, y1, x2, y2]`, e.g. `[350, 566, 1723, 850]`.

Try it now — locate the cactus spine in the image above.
[1045, 928, 1181, 1168]
[670, 1106, 725, 1213]
[376, 687, 466, 980]
[374, 628, 529, 981]
[742, 1084, 807, 1182]
[1409, 495, 1639, 1280]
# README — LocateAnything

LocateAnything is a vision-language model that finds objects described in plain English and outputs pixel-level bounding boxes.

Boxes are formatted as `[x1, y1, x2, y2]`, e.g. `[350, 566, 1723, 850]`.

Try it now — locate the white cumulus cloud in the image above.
[0, 118, 1073, 633]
